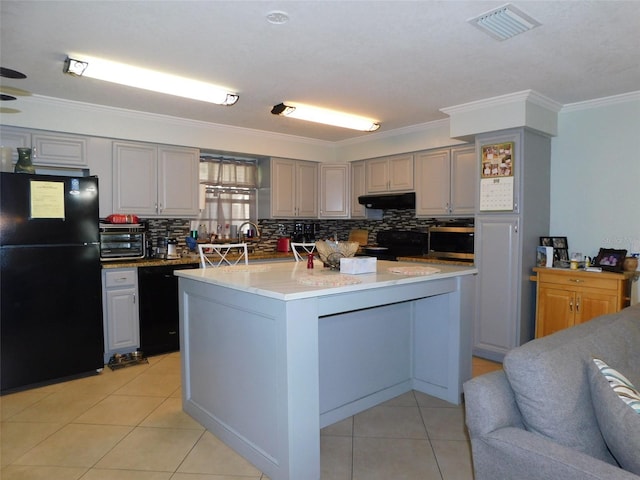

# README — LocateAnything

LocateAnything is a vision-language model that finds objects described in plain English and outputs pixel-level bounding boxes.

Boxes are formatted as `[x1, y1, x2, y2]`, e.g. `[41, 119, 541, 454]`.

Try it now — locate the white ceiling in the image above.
[1, 1, 639, 142]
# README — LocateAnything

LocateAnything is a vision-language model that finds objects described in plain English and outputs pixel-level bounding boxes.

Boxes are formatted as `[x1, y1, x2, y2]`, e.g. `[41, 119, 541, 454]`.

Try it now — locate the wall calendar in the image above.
[479, 141, 515, 212]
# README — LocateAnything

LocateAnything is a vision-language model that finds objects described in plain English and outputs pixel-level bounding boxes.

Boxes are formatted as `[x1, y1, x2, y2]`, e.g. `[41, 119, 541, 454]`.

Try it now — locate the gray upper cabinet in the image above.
[319, 164, 349, 218]
[415, 145, 476, 217]
[32, 133, 87, 167]
[450, 146, 477, 215]
[258, 157, 318, 219]
[0, 126, 31, 166]
[365, 154, 414, 193]
[113, 141, 200, 217]
[0, 126, 87, 167]
[350, 160, 366, 218]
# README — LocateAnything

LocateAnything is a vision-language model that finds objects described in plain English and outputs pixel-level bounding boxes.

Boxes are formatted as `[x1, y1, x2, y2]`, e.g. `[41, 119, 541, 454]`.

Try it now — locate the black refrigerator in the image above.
[1, 172, 104, 393]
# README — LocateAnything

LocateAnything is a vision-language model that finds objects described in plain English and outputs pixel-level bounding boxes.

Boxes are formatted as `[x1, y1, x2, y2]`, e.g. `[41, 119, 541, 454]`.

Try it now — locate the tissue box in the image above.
[340, 256, 377, 274]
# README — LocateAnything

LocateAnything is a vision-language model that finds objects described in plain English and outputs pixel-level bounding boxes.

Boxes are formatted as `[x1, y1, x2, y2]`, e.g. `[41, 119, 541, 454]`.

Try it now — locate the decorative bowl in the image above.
[315, 240, 359, 269]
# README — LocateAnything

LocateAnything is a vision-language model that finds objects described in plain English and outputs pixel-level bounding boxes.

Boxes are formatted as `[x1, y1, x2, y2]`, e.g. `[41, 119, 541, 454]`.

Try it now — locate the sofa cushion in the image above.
[589, 358, 640, 474]
[503, 304, 640, 465]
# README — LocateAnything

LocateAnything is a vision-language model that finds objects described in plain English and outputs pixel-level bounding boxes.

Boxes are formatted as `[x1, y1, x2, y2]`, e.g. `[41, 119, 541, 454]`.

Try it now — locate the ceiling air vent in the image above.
[468, 3, 540, 41]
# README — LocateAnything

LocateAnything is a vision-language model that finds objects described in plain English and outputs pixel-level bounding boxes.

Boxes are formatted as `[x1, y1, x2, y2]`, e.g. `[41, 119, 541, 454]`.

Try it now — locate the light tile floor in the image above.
[0, 353, 501, 480]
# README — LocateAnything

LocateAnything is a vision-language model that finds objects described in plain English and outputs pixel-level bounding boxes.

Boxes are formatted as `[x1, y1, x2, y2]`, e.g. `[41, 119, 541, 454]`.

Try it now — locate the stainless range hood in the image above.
[358, 192, 415, 210]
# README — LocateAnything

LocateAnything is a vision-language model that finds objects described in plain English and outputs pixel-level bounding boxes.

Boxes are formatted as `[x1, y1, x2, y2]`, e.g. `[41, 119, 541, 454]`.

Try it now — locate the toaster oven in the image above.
[99, 223, 146, 261]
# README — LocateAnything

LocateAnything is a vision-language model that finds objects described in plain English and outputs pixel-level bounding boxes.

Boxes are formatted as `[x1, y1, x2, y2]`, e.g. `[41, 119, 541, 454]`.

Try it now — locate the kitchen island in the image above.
[176, 260, 477, 480]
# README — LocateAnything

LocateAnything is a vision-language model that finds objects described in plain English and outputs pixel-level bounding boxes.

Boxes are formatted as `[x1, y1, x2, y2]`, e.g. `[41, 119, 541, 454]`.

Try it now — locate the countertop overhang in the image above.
[175, 260, 477, 301]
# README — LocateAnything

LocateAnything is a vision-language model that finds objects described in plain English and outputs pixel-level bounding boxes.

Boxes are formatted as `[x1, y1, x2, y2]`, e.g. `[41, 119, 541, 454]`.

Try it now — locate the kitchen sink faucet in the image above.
[238, 221, 260, 241]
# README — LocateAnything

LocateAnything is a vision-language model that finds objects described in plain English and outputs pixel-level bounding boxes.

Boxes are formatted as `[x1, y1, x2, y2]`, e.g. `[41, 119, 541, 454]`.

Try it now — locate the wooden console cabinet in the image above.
[533, 267, 631, 338]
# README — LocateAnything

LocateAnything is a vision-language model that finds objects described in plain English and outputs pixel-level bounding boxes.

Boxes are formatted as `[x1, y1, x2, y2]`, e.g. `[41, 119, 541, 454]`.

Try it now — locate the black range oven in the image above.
[360, 230, 429, 261]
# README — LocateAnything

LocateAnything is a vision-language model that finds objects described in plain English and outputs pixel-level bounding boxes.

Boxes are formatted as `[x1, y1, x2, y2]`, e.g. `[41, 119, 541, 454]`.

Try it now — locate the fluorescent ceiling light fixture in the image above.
[271, 103, 380, 132]
[63, 55, 239, 106]
[468, 3, 540, 41]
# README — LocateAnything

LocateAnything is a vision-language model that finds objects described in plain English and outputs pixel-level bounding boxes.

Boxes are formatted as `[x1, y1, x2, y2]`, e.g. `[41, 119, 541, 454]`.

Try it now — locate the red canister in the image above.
[277, 237, 290, 252]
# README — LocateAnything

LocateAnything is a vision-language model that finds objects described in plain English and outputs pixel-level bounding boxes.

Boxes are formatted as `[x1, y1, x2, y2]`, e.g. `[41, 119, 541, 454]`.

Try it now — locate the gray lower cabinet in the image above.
[102, 268, 139, 363]
[474, 216, 521, 360]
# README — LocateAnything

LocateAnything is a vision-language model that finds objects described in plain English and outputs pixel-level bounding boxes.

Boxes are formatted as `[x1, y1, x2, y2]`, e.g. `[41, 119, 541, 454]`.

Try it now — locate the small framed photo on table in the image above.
[540, 237, 569, 267]
[594, 248, 627, 272]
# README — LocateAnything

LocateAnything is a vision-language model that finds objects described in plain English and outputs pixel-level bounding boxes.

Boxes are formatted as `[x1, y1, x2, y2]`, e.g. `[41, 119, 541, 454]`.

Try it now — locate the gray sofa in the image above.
[464, 303, 640, 480]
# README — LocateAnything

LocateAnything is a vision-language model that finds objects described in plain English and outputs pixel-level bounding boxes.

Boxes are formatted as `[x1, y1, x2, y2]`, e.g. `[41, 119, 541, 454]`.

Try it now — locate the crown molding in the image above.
[560, 91, 640, 113]
[440, 90, 562, 115]
[23, 95, 336, 148]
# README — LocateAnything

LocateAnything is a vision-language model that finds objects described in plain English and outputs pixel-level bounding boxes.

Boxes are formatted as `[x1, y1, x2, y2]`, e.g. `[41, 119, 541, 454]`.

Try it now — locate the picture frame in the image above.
[594, 248, 628, 272]
[481, 142, 514, 178]
[540, 236, 568, 249]
[540, 236, 569, 267]
[479, 141, 515, 212]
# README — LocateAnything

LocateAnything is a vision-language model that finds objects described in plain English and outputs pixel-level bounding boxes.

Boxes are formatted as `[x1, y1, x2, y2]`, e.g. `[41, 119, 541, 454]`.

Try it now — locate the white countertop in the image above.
[175, 259, 477, 301]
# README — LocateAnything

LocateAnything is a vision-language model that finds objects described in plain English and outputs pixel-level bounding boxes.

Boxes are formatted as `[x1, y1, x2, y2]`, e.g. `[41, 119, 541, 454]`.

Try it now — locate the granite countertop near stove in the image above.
[398, 255, 476, 267]
[102, 252, 474, 270]
[101, 251, 294, 269]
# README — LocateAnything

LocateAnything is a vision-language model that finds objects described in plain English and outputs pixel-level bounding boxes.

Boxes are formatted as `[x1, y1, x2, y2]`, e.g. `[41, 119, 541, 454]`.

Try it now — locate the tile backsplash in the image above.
[145, 210, 442, 256]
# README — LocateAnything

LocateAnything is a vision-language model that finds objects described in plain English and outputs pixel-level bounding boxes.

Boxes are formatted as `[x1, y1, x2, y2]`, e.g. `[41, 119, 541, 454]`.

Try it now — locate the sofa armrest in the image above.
[470, 426, 640, 480]
[463, 370, 524, 436]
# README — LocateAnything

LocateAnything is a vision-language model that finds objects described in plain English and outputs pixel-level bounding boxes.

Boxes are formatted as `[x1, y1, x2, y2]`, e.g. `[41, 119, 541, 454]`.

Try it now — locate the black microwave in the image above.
[428, 225, 475, 261]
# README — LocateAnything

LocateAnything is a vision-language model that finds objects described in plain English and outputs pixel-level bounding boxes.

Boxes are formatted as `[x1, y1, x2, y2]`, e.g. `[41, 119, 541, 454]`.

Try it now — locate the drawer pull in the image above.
[569, 279, 584, 283]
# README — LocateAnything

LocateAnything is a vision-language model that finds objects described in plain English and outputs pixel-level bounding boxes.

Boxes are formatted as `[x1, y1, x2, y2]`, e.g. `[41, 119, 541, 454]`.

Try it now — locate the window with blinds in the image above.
[198, 156, 258, 238]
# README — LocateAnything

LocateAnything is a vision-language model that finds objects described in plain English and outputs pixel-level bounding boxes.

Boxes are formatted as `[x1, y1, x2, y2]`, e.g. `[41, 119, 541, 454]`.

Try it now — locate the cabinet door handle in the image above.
[168, 330, 177, 335]
[569, 299, 573, 312]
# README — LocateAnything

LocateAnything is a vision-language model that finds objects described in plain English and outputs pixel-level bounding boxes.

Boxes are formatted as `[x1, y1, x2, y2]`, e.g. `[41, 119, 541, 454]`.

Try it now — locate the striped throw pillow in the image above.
[593, 358, 640, 414]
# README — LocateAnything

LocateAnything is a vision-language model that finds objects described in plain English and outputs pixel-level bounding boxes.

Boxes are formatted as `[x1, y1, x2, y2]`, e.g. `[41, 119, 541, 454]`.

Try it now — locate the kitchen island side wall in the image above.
[177, 262, 476, 480]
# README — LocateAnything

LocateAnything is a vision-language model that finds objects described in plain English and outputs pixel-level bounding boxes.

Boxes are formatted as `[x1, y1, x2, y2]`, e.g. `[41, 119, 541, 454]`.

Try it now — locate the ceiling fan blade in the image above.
[0, 67, 27, 79]
[0, 94, 17, 101]
[0, 85, 31, 96]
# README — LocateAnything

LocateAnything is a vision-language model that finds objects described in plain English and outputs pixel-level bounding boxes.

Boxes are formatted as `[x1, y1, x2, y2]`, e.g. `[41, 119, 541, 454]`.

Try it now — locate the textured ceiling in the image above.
[1, 1, 639, 142]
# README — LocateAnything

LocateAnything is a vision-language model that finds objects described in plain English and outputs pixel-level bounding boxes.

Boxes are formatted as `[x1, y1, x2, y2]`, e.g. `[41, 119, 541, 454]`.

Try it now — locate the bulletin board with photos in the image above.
[479, 141, 515, 212]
